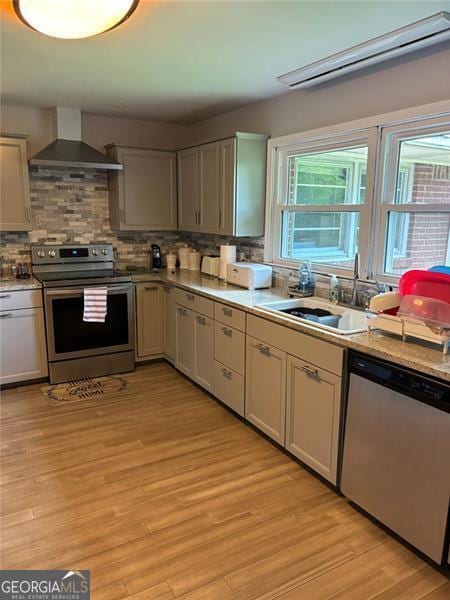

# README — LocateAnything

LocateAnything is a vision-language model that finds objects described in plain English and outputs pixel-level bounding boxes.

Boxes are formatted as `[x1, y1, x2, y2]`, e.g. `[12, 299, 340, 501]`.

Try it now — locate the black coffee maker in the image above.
[150, 244, 162, 270]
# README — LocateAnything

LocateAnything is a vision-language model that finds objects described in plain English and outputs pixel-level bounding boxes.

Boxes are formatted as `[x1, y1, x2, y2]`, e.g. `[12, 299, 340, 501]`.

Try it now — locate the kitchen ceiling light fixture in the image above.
[13, 0, 139, 39]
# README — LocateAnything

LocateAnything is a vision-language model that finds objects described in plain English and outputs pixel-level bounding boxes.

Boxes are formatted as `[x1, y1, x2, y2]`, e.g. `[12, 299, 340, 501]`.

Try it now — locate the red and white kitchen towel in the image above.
[83, 287, 108, 322]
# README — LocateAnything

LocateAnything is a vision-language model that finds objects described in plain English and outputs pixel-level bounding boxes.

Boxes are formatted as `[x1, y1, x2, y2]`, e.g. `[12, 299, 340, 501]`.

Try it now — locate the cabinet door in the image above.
[175, 305, 195, 378]
[117, 148, 177, 230]
[214, 361, 245, 417]
[163, 284, 176, 363]
[219, 138, 236, 235]
[286, 355, 341, 484]
[0, 137, 31, 231]
[178, 147, 199, 231]
[0, 308, 48, 384]
[198, 142, 220, 233]
[245, 336, 286, 445]
[193, 312, 214, 392]
[136, 284, 164, 358]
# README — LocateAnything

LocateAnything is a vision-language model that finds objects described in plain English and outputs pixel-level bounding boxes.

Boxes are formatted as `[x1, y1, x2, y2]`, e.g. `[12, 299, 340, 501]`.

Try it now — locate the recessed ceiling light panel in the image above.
[13, 0, 139, 39]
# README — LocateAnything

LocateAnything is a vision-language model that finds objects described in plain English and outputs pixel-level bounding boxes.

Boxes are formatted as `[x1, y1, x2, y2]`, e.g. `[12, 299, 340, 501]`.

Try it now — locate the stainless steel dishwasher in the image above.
[341, 351, 450, 565]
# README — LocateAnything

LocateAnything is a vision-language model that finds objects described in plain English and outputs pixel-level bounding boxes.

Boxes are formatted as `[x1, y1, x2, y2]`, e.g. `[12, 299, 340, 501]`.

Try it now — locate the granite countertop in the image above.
[0, 276, 42, 292]
[131, 269, 450, 382]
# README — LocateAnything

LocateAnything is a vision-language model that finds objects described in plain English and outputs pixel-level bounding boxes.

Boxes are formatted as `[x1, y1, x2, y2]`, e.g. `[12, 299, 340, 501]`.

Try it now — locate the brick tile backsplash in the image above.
[0, 166, 267, 273]
[0, 166, 379, 298]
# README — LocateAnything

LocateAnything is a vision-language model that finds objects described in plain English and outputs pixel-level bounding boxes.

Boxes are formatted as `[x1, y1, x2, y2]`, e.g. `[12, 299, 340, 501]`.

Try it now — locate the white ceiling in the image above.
[1, 0, 448, 125]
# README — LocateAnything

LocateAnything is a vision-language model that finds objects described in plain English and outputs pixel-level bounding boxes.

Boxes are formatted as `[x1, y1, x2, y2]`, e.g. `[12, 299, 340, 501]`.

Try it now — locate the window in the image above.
[270, 133, 375, 276]
[266, 107, 450, 281]
[377, 123, 450, 279]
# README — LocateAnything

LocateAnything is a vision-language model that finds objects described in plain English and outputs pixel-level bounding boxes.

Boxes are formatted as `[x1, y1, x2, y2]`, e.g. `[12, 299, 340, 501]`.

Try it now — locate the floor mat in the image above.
[42, 375, 133, 406]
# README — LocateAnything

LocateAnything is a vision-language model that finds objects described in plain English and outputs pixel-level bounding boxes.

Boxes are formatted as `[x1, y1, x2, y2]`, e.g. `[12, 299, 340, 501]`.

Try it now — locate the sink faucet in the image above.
[350, 252, 359, 306]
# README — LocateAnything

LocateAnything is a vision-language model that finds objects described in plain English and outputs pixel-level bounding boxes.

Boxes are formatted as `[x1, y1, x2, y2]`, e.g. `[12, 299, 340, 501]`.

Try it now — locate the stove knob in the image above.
[92, 249, 98, 256]
[101, 249, 108, 255]
[37, 250, 45, 258]
[48, 250, 56, 258]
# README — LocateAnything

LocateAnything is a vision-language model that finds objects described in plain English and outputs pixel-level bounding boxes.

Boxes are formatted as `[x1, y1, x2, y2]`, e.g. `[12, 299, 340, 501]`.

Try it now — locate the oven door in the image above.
[44, 284, 134, 362]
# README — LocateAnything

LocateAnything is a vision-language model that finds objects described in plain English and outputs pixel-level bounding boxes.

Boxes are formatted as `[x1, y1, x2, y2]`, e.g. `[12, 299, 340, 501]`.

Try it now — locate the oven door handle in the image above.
[45, 285, 131, 296]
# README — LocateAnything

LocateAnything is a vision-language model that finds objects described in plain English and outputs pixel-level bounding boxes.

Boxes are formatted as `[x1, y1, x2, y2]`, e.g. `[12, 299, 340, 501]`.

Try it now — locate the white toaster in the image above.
[226, 262, 272, 290]
[201, 256, 220, 277]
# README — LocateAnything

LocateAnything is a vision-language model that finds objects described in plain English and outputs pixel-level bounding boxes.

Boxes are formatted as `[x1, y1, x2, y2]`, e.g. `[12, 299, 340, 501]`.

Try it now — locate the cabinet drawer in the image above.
[0, 289, 42, 311]
[214, 301, 246, 332]
[247, 314, 343, 376]
[214, 361, 245, 417]
[214, 321, 245, 375]
[174, 288, 213, 318]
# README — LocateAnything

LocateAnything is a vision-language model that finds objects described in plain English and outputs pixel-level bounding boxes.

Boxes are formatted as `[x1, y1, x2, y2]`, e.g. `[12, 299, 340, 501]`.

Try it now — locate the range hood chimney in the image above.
[29, 107, 122, 170]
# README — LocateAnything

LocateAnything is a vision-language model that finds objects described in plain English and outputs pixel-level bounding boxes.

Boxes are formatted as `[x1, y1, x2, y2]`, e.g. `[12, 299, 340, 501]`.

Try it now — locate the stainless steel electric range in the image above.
[31, 243, 135, 384]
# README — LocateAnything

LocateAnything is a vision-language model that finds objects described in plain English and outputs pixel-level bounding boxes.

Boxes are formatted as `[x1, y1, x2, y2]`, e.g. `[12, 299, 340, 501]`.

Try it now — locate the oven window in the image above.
[52, 294, 129, 353]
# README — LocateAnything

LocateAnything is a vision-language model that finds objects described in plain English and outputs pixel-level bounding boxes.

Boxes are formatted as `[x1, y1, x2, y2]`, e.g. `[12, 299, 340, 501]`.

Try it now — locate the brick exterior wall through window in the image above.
[391, 163, 450, 274]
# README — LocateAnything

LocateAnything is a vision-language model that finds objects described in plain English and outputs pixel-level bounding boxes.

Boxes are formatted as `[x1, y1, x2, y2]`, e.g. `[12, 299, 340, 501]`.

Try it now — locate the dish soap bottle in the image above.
[329, 274, 340, 304]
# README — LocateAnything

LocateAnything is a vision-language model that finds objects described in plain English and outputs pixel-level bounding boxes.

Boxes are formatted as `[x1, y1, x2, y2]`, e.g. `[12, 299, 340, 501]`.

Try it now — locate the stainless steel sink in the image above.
[255, 297, 367, 335]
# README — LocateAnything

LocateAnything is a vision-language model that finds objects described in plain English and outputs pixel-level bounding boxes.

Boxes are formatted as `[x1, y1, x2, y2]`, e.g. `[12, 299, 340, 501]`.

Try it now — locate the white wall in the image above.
[0, 105, 188, 156]
[1, 105, 54, 156]
[2, 42, 450, 154]
[183, 43, 450, 144]
[82, 113, 187, 151]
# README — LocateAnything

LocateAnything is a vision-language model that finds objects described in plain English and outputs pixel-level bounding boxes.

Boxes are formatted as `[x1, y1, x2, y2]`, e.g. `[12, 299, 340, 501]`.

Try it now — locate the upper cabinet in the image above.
[198, 142, 221, 233]
[177, 133, 267, 236]
[107, 145, 177, 231]
[177, 146, 199, 231]
[0, 136, 32, 231]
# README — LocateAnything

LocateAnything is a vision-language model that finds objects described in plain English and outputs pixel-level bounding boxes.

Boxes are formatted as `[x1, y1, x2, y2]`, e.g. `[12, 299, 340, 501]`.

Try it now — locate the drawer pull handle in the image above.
[186, 294, 195, 301]
[0, 313, 13, 318]
[256, 343, 270, 354]
[163, 286, 171, 292]
[221, 327, 232, 337]
[197, 315, 206, 325]
[222, 307, 232, 317]
[222, 368, 232, 379]
[0, 294, 11, 299]
[178, 307, 187, 316]
[145, 286, 158, 291]
[301, 365, 319, 378]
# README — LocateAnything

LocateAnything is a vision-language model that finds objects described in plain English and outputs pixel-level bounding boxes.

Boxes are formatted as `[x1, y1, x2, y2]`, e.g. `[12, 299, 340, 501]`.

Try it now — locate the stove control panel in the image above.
[31, 244, 114, 265]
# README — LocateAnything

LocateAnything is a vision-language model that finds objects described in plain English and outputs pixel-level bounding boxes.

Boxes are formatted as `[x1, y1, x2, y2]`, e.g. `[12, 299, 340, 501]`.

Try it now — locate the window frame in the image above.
[265, 101, 450, 283]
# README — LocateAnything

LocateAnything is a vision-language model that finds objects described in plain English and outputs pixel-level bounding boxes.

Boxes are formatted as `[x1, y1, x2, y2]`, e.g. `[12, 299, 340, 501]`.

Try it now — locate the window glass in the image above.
[281, 211, 359, 267]
[385, 212, 450, 275]
[287, 146, 368, 205]
[394, 132, 450, 205]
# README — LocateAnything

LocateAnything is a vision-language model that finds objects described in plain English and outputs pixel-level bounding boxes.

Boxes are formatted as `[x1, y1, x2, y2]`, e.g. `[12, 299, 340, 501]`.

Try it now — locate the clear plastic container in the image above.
[397, 295, 450, 334]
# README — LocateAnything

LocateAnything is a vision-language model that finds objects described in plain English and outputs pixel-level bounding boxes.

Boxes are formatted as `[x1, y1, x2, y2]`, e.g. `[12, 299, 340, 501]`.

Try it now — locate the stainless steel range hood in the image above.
[29, 107, 123, 170]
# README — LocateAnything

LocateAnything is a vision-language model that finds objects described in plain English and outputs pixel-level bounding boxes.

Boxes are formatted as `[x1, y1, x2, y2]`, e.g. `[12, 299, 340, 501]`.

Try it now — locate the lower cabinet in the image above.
[156, 289, 345, 486]
[214, 361, 245, 417]
[245, 335, 286, 445]
[136, 283, 164, 359]
[0, 307, 48, 384]
[285, 355, 341, 484]
[193, 313, 214, 392]
[175, 304, 214, 392]
[163, 284, 176, 363]
[175, 305, 195, 378]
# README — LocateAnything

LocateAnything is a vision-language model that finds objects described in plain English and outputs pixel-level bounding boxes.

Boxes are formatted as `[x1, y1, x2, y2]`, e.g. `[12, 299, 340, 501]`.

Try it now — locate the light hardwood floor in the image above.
[1, 362, 448, 599]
